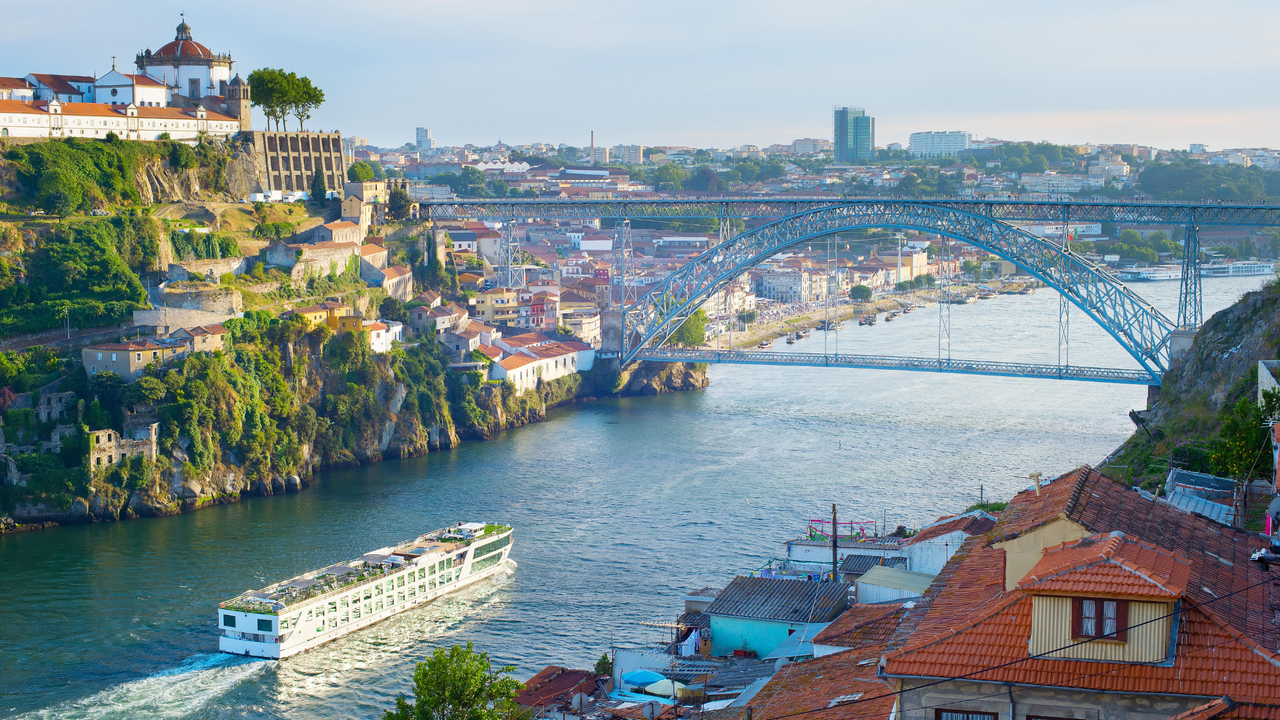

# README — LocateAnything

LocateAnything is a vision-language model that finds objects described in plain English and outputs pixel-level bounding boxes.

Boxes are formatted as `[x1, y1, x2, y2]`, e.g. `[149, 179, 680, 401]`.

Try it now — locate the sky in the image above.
[7, 0, 1280, 151]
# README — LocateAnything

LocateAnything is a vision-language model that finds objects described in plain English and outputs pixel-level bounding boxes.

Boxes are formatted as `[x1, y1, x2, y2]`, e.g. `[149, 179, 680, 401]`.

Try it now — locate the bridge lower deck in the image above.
[634, 348, 1157, 385]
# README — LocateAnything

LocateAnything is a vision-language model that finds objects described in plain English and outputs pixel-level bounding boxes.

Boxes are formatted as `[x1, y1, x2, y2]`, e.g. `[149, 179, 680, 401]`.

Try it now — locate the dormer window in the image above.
[1073, 598, 1127, 641]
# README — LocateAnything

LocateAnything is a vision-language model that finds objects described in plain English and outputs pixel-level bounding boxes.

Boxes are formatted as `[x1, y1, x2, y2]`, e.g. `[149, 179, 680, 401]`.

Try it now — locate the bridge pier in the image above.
[601, 309, 624, 355]
[1147, 384, 1161, 409]
[1170, 329, 1197, 364]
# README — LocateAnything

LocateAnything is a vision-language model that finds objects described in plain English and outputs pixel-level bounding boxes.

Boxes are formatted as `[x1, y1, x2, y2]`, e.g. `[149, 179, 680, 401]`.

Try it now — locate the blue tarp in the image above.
[619, 670, 666, 687]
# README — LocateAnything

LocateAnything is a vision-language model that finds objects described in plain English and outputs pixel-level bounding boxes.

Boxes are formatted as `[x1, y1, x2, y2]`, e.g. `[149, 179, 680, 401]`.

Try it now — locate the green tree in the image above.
[247, 68, 290, 131]
[383, 643, 523, 720]
[380, 297, 408, 323]
[850, 285, 873, 302]
[388, 187, 413, 221]
[288, 74, 325, 131]
[650, 164, 686, 190]
[348, 161, 376, 183]
[895, 281, 910, 291]
[593, 653, 612, 677]
[310, 170, 327, 203]
[668, 308, 707, 347]
[736, 309, 758, 325]
[687, 167, 723, 192]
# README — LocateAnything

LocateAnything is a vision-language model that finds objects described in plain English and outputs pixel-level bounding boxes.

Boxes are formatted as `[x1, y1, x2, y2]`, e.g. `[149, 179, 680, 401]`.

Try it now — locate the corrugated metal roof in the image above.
[1166, 487, 1236, 525]
[856, 566, 936, 595]
[838, 554, 908, 576]
[704, 577, 850, 623]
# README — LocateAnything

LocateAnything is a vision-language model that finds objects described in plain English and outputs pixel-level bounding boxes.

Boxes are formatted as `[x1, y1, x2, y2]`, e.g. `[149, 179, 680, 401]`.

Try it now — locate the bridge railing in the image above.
[636, 347, 1157, 385]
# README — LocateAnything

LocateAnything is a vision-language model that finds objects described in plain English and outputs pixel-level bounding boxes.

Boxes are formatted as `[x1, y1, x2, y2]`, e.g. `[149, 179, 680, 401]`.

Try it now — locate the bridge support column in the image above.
[601, 310, 624, 356]
[1170, 328, 1196, 364]
[1147, 384, 1161, 409]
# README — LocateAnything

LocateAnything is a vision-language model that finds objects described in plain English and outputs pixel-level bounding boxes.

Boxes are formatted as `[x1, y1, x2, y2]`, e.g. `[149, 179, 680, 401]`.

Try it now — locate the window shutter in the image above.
[1115, 600, 1129, 642]
[1071, 597, 1082, 638]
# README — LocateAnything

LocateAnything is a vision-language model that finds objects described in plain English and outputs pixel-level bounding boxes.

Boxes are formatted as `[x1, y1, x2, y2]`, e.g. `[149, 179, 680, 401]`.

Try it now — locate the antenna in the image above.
[1030, 472, 1043, 496]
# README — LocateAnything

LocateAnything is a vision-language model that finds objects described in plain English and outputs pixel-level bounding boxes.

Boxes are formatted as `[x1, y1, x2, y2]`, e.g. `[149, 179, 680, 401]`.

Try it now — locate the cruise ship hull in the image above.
[218, 526, 514, 660]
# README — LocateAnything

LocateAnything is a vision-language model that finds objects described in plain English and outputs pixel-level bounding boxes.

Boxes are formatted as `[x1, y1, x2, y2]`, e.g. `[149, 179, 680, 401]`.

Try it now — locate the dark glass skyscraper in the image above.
[833, 106, 875, 163]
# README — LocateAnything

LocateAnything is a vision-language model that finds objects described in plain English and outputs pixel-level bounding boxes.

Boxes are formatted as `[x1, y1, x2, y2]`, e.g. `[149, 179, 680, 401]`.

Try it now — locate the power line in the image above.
[752, 568, 1277, 720]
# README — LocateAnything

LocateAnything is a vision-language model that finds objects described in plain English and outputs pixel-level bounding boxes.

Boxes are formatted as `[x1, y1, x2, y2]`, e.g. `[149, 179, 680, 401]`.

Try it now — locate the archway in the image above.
[622, 202, 1175, 379]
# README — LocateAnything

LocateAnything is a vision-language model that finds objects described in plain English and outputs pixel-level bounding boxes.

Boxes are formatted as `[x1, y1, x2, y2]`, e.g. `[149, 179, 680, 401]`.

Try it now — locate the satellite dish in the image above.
[643, 701, 662, 719]
[572, 693, 590, 711]
[774, 657, 790, 672]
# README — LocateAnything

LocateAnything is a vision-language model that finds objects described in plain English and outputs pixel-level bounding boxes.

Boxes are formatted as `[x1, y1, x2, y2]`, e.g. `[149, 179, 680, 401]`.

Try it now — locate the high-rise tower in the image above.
[833, 106, 875, 164]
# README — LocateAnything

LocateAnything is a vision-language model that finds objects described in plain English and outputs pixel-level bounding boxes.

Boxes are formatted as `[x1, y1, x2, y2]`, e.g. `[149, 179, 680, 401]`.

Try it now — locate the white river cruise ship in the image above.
[1200, 261, 1276, 277]
[218, 522, 514, 659]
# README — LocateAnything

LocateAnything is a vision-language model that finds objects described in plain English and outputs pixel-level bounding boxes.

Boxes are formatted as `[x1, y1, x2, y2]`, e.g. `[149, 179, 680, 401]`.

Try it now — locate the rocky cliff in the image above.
[1, 359, 709, 533]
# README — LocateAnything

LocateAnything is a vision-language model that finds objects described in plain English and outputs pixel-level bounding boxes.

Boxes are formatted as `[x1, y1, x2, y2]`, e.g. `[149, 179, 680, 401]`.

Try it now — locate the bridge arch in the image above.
[622, 202, 1175, 380]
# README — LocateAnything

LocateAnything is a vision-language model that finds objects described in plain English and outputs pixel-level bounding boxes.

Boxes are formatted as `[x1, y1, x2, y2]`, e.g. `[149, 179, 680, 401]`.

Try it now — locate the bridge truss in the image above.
[419, 197, 1280, 385]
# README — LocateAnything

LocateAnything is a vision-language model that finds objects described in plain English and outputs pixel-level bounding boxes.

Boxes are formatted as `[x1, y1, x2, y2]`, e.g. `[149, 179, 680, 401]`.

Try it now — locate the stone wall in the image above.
[246, 131, 348, 195]
[133, 307, 238, 332]
[157, 281, 243, 314]
[167, 256, 254, 282]
[896, 678, 1206, 720]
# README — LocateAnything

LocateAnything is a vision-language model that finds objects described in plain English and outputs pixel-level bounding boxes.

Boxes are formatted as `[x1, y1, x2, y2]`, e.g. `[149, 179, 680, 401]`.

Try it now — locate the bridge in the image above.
[420, 197, 1280, 386]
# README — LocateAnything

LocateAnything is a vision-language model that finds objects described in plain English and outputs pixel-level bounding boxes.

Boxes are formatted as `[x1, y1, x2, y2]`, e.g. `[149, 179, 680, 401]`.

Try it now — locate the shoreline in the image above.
[0, 361, 709, 534]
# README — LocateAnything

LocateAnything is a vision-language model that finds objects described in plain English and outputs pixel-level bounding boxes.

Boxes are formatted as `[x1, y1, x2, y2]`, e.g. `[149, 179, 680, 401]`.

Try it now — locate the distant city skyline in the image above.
[6, 0, 1279, 151]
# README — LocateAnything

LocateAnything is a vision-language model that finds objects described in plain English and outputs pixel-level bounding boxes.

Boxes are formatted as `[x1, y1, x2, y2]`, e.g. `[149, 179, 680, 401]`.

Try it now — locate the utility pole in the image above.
[831, 503, 838, 581]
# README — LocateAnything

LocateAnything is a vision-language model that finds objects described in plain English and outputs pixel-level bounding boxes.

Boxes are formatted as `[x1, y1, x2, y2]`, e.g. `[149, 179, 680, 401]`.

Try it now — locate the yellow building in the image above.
[476, 288, 519, 325]
[281, 300, 358, 332]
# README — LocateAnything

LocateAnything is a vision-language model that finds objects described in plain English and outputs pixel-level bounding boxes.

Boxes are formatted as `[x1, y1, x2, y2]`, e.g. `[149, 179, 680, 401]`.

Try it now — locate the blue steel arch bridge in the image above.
[421, 198, 1280, 389]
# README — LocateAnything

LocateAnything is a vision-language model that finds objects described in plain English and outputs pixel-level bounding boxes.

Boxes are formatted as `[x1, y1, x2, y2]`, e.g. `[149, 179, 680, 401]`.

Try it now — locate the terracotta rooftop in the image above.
[514, 666, 596, 709]
[904, 509, 998, 546]
[499, 355, 536, 371]
[731, 636, 898, 720]
[811, 603, 907, 650]
[381, 265, 412, 279]
[880, 466, 1280, 707]
[1015, 531, 1192, 598]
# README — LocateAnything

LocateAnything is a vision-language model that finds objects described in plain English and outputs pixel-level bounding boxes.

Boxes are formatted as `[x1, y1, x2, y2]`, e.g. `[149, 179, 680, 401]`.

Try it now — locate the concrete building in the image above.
[88, 423, 159, 470]
[563, 309, 601, 347]
[245, 131, 347, 196]
[263, 240, 359, 280]
[702, 576, 851, 658]
[489, 340, 591, 395]
[833, 106, 874, 164]
[82, 338, 189, 379]
[169, 324, 228, 354]
[415, 127, 435, 150]
[476, 288, 520, 326]
[35, 392, 77, 423]
[368, 265, 414, 302]
[908, 131, 971, 158]
[364, 319, 404, 353]
[358, 243, 389, 282]
[610, 144, 645, 164]
[314, 220, 361, 245]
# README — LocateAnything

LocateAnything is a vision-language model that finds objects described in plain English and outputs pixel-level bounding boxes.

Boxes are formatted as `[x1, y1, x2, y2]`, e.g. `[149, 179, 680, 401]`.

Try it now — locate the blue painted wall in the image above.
[708, 616, 801, 657]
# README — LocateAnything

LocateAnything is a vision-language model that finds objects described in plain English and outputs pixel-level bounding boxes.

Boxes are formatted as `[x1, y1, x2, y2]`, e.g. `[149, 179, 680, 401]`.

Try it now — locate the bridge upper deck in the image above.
[419, 196, 1280, 226]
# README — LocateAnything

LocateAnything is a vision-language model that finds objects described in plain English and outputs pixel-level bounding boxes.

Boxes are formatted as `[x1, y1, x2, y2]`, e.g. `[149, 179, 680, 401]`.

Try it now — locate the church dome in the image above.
[155, 21, 212, 59]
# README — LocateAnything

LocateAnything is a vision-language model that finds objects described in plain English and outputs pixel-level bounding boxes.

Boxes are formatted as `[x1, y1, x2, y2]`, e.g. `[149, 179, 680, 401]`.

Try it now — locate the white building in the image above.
[791, 138, 833, 154]
[93, 68, 168, 107]
[489, 340, 594, 395]
[364, 320, 405, 353]
[610, 145, 645, 164]
[589, 146, 610, 164]
[908, 131, 971, 158]
[135, 21, 234, 102]
[0, 78, 34, 101]
[0, 99, 239, 141]
[416, 127, 435, 150]
[760, 268, 815, 304]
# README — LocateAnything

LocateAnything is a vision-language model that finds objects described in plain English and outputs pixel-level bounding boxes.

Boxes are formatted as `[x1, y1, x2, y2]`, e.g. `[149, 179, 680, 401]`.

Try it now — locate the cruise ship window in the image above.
[223, 614, 236, 628]
[364, 589, 372, 600]
[257, 619, 271, 632]
[446, 558, 453, 569]
[328, 602, 337, 614]
[397, 576, 404, 588]
[429, 565, 435, 576]
[340, 597, 348, 608]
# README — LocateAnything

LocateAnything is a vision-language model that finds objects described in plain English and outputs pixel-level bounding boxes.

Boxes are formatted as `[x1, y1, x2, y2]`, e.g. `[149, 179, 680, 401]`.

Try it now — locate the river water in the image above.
[0, 275, 1268, 720]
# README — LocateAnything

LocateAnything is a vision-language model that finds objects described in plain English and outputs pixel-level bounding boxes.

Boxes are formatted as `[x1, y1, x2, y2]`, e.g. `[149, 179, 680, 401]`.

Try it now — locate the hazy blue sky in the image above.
[8, 0, 1279, 150]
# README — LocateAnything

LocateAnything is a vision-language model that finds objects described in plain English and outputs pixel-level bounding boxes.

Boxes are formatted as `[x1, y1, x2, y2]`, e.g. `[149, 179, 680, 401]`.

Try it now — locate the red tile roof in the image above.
[476, 344, 504, 360]
[0, 77, 31, 90]
[735, 639, 898, 720]
[360, 244, 387, 257]
[29, 74, 90, 95]
[1016, 531, 1192, 598]
[881, 466, 1280, 706]
[382, 265, 412, 280]
[904, 510, 997, 546]
[514, 666, 596, 709]
[322, 220, 358, 230]
[499, 355, 535, 371]
[811, 603, 906, 650]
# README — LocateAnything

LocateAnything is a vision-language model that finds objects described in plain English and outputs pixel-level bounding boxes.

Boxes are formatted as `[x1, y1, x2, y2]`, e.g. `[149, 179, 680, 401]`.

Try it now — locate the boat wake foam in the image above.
[18, 653, 270, 720]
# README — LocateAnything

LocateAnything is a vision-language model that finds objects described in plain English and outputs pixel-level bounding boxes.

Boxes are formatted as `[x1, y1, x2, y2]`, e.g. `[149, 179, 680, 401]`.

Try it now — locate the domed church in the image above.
[135, 18, 234, 103]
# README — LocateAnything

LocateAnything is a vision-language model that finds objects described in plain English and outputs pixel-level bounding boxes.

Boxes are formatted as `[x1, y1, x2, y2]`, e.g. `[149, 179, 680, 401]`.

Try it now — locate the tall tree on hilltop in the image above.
[288, 73, 325, 131]
[247, 68, 289, 131]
